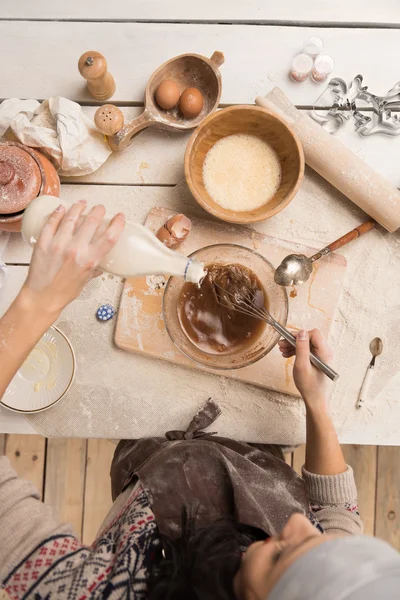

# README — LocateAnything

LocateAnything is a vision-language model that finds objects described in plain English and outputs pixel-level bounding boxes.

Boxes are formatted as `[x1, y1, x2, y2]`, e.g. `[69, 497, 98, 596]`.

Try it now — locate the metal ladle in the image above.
[274, 220, 375, 287]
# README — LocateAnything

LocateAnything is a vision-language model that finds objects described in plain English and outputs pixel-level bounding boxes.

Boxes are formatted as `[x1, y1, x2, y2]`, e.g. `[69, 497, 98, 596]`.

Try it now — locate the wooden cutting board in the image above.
[115, 207, 346, 397]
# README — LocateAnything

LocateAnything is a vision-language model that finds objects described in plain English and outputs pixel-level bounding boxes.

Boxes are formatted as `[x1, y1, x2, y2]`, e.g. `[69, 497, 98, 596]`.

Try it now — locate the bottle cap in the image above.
[185, 259, 207, 285]
[290, 53, 313, 82]
[311, 54, 335, 82]
[96, 304, 115, 321]
[303, 36, 324, 57]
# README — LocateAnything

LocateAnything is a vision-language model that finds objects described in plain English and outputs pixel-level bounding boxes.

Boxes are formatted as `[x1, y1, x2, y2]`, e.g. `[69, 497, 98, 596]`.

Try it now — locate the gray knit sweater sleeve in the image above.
[302, 465, 363, 536]
[0, 456, 75, 581]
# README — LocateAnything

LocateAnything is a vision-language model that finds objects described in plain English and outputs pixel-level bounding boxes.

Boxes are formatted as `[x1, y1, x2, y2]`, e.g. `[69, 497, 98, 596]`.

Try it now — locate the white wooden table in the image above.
[1, 1, 400, 442]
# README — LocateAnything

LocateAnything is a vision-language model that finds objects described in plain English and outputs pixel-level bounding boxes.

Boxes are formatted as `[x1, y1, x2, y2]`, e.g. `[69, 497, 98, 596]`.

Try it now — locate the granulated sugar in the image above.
[203, 134, 282, 211]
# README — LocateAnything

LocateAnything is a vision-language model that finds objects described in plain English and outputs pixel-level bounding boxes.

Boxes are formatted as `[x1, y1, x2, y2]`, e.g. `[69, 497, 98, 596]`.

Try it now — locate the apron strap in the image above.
[166, 398, 222, 440]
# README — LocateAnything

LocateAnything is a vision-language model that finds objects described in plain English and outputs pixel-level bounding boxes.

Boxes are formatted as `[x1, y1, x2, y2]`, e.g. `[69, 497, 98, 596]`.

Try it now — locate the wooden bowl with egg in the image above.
[107, 51, 224, 151]
[184, 105, 304, 224]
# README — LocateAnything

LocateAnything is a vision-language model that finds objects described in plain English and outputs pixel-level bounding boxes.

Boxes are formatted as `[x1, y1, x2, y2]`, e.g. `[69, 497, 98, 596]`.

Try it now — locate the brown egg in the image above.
[179, 87, 204, 118]
[156, 214, 192, 249]
[155, 80, 180, 110]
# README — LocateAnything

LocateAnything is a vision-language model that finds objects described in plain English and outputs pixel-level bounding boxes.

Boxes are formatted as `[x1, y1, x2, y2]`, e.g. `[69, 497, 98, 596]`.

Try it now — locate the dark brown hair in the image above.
[148, 512, 266, 600]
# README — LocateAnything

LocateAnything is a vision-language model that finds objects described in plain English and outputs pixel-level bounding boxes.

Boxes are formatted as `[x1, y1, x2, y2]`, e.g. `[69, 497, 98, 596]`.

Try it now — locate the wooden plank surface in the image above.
[376, 446, 400, 549]
[292, 445, 305, 475]
[82, 439, 115, 545]
[65, 107, 400, 189]
[4, 434, 46, 494]
[0, 434, 5, 453]
[44, 438, 87, 538]
[284, 451, 293, 466]
[63, 107, 190, 186]
[1, 0, 399, 24]
[1, 22, 400, 106]
[342, 445, 377, 536]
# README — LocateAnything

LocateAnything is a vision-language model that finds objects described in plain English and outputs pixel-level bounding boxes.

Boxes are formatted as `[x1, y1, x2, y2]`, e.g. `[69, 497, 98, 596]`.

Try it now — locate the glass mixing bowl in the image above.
[163, 244, 288, 370]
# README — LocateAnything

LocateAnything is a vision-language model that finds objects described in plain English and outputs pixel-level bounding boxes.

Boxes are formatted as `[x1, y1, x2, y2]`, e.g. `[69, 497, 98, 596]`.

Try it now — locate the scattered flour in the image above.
[145, 275, 166, 295]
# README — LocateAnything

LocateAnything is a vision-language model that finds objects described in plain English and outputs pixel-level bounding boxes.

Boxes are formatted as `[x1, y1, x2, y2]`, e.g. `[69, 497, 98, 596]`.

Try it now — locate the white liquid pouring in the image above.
[22, 196, 206, 284]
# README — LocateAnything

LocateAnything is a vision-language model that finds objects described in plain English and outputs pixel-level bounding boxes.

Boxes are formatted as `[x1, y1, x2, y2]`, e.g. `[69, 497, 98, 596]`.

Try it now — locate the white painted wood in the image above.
[1, 0, 399, 25]
[0, 407, 37, 434]
[0, 22, 399, 106]
[68, 107, 190, 185]
[66, 107, 400, 187]
[1, 105, 396, 188]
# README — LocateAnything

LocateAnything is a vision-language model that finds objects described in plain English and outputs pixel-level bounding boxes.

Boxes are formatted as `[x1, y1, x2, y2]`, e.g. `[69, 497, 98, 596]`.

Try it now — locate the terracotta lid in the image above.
[0, 142, 42, 215]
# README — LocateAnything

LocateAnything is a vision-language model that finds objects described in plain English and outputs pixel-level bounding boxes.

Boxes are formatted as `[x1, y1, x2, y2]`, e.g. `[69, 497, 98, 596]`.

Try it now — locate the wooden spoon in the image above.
[356, 337, 383, 409]
[106, 51, 224, 151]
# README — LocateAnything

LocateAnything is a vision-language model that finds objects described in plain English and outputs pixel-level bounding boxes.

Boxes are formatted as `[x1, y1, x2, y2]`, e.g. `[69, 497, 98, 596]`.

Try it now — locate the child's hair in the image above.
[148, 511, 266, 600]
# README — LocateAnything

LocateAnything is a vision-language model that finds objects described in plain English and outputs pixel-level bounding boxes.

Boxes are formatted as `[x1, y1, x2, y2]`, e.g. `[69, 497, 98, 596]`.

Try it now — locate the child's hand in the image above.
[278, 329, 333, 407]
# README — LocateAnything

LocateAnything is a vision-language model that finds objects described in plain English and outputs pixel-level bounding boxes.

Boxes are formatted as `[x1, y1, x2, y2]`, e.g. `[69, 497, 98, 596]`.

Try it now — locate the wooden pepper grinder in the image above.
[78, 51, 116, 101]
[94, 104, 124, 136]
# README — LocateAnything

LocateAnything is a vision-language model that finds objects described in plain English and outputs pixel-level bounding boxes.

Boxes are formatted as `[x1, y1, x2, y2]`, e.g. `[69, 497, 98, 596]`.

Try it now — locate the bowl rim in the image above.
[162, 242, 289, 370]
[1, 325, 76, 414]
[184, 104, 305, 224]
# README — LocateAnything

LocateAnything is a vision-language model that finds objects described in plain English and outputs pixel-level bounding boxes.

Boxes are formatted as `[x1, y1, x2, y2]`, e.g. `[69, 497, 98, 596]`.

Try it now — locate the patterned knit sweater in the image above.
[0, 456, 362, 599]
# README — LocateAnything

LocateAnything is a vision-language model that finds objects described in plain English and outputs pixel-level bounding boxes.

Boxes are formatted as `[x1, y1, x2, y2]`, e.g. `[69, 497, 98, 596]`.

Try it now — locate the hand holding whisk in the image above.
[214, 283, 339, 381]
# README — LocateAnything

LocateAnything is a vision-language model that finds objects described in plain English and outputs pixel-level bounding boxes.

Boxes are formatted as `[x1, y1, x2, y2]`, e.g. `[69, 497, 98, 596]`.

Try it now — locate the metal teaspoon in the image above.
[356, 337, 383, 409]
[274, 220, 375, 287]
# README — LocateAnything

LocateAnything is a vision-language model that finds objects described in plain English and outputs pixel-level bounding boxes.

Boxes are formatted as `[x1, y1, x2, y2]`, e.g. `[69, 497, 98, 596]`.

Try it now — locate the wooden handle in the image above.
[356, 365, 374, 408]
[107, 109, 153, 151]
[311, 220, 375, 262]
[328, 220, 375, 253]
[210, 51, 225, 68]
[78, 51, 116, 101]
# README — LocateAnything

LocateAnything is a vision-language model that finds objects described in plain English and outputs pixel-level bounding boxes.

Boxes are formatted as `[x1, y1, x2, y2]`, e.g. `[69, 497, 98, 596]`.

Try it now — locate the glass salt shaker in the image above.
[289, 53, 313, 82]
[303, 36, 323, 58]
[311, 54, 335, 83]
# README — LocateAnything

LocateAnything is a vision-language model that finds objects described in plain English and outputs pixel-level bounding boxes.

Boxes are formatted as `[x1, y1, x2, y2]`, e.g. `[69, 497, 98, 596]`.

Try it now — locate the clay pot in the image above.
[0, 142, 60, 232]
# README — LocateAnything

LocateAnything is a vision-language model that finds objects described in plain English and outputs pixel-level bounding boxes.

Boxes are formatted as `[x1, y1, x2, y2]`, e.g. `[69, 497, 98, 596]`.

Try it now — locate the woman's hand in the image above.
[278, 329, 333, 408]
[22, 201, 125, 317]
[0, 201, 125, 400]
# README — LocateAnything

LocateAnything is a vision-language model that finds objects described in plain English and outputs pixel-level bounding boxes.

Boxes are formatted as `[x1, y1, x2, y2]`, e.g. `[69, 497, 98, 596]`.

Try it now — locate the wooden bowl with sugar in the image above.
[184, 105, 304, 224]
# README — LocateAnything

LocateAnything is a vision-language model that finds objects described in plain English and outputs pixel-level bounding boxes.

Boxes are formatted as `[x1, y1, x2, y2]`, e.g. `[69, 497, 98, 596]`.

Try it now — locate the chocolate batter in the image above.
[179, 263, 267, 354]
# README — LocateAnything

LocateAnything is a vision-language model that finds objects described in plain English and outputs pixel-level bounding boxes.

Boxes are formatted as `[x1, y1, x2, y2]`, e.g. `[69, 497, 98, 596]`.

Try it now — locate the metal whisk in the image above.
[214, 284, 339, 382]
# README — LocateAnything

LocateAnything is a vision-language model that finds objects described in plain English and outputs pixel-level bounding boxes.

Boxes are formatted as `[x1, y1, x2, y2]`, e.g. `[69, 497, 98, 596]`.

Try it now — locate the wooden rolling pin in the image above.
[256, 88, 400, 232]
[78, 51, 116, 101]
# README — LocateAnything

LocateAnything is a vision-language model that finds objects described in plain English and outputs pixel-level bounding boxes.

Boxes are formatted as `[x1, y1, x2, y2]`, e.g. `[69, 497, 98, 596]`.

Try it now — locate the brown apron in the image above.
[111, 399, 309, 538]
